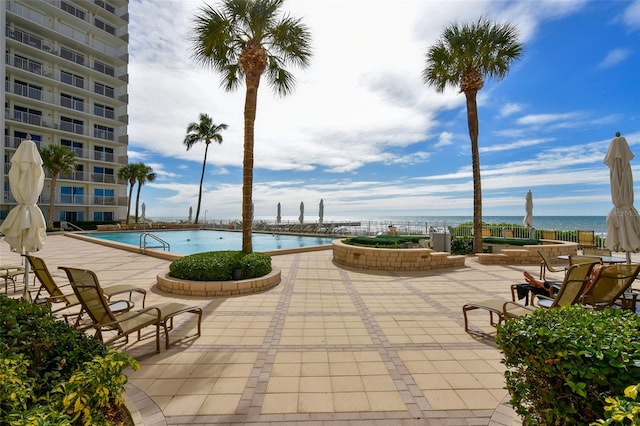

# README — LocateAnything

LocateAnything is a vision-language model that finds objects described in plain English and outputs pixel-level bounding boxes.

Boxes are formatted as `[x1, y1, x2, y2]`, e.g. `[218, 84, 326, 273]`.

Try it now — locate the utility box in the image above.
[432, 232, 451, 252]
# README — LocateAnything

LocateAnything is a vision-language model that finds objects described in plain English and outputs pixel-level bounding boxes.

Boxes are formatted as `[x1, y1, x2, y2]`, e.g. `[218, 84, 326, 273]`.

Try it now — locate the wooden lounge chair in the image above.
[25, 255, 147, 322]
[60, 266, 202, 350]
[462, 261, 598, 334]
[579, 263, 640, 310]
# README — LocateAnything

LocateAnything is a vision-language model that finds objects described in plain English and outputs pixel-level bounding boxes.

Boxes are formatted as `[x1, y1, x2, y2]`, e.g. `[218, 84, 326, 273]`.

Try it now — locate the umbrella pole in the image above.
[22, 249, 31, 301]
[627, 251, 632, 264]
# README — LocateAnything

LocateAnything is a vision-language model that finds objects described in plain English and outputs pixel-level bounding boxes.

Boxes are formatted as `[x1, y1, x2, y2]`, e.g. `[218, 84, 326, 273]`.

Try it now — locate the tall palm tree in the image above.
[133, 163, 156, 224]
[117, 163, 138, 225]
[191, 0, 312, 253]
[423, 18, 522, 253]
[39, 144, 77, 229]
[184, 113, 228, 224]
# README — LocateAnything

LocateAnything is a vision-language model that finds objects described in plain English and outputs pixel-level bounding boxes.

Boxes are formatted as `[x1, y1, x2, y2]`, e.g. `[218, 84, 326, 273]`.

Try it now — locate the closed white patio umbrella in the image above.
[0, 137, 47, 299]
[604, 132, 640, 262]
[523, 190, 533, 229]
[318, 199, 324, 227]
[299, 201, 304, 225]
[276, 202, 281, 224]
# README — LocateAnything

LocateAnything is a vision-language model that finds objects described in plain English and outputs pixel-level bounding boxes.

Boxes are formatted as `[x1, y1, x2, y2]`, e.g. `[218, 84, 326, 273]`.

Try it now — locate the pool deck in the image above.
[4, 234, 633, 425]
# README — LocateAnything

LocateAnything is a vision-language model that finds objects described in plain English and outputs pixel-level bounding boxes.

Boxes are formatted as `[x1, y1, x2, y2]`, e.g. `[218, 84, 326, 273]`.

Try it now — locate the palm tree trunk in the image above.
[465, 91, 483, 253]
[242, 76, 260, 253]
[125, 182, 134, 225]
[135, 183, 141, 224]
[47, 174, 58, 229]
[195, 142, 209, 224]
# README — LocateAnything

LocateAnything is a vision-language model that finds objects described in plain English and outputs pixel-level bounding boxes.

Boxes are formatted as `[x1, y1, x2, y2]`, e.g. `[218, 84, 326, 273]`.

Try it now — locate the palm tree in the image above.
[191, 0, 312, 253]
[184, 113, 228, 224]
[117, 163, 138, 225]
[39, 144, 77, 229]
[423, 18, 523, 253]
[133, 163, 156, 224]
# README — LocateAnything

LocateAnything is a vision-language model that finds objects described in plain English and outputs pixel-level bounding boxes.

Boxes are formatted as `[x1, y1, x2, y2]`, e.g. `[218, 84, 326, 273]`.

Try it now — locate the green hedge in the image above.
[169, 250, 272, 281]
[482, 237, 539, 246]
[0, 295, 137, 425]
[496, 306, 640, 425]
[344, 235, 424, 248]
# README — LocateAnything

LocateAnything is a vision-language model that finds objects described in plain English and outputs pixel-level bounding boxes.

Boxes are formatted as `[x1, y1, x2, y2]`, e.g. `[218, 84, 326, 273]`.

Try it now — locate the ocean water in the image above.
[252, 215, 609, 235]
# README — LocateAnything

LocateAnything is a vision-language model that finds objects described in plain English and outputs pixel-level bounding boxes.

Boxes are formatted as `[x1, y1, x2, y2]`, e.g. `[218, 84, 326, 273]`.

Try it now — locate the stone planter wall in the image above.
[157, 269, 281, 297]
[476, 239, 578, 265]
[332, 240, 466, 271]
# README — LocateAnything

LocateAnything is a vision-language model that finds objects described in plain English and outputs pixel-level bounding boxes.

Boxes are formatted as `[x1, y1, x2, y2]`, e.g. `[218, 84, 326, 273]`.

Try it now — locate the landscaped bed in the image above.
[344, 235, 425, 248]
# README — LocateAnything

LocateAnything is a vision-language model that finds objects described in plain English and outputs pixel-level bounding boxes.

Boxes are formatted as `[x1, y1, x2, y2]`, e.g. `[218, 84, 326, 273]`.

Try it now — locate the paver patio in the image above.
[5, 233, 614, 425]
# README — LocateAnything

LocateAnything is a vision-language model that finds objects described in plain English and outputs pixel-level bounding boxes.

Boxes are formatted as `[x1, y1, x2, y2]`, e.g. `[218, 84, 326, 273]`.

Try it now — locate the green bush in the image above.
[496, 306, 640, 425]
[482, 237, 539, 246]
[169, 250, 272, 281]
[591, 383, 640, 425]
[344, 235, 424, 248]
[0, 295, 137, 425]
[451, 236, 473, 255]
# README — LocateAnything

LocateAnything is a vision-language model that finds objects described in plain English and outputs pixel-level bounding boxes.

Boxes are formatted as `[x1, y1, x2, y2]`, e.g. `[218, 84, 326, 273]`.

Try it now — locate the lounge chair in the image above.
[538, 249, 567, 280]
[582, 248, 612, 256]
[60, 267, 202, 350]
[579, 263, 640, 310]
[1, 264, 25, 294]
[463, 261, 598, 334]
[25, 255, 147, 322]
[577, 230, 596, 249]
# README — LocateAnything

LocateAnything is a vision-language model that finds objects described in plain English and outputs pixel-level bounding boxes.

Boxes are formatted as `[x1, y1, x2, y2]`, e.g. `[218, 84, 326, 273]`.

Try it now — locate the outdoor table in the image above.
[557, 255, 627, 264]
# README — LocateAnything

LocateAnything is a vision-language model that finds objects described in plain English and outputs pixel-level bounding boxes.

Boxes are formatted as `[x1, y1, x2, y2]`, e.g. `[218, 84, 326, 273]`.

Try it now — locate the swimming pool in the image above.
[87, 230, 335, 255]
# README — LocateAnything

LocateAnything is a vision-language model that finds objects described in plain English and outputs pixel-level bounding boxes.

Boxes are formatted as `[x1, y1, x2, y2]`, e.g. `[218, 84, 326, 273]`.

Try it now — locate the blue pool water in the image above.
[87, 230, 335, 255]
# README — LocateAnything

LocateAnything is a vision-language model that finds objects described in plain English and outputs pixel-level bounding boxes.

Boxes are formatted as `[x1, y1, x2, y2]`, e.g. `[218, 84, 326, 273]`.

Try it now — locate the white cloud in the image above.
[623, 0, 640, 29]
[597, 48, 631, 69]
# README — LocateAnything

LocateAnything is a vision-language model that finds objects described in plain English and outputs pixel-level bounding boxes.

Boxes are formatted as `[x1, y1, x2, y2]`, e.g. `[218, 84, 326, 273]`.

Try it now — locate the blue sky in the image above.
[126, 0, 640, 221]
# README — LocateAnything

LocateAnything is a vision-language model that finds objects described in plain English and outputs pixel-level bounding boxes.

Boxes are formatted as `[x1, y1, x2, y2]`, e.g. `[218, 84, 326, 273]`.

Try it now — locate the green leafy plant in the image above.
[169, 250, 272, 281]
[496, 306, 640, 425]
[591, 384, 640, 425]
[344, 235, 424, 248]
[0, 295, 136, 425]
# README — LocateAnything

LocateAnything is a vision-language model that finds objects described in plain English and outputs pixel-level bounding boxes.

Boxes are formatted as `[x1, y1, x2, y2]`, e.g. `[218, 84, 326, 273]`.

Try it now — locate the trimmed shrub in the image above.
[0, 295, 137, 425]
[169, 250, 272, 281]
[496, 306, 640, 425]
[344, 235, 424, 248]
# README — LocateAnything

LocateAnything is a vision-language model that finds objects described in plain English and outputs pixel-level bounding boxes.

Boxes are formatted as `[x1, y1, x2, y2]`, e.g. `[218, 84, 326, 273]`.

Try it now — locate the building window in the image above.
[12, 131, 41, 148]
[60, 1, 86, 20]
[60, 117, 84, 134]
[94, 211, 114, 221]
[92, 166, 114, 183]
[61, 139, 84, 157]
[58, 211, 84, 222]
[94, 18, 116, 35]
[60, 47, 85, 65]
[94, 188, 115, 205]
[60, 186, 84, 204]
[93, 124, 114, 141]
[14, 80, 42, 100]
[13, 106, 42, 125]
[95, 0, 116, 14]
[94, 82, 115, 98]
[93, 146, 114, 162]
[93, 60, 115, 77]
[94, 103, 115, 119]
[61, 70, 84, 88]
[60, 93, 84, 111]
[14, 55, 43, 75]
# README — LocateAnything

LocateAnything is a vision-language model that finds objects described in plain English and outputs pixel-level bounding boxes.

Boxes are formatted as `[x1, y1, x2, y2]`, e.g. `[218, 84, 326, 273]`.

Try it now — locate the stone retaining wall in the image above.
[157, 269, 281, 297]
[476, 239, 578, 265]
[332, 240, 466, 271]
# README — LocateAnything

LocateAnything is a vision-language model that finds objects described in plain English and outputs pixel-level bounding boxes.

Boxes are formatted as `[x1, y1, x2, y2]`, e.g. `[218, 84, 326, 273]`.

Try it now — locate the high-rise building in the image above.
[2, 0, 129, 225]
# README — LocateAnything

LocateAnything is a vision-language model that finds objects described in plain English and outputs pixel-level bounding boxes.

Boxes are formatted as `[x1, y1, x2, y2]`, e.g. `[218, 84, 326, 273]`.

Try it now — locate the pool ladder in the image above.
[139, 232, 170, 253]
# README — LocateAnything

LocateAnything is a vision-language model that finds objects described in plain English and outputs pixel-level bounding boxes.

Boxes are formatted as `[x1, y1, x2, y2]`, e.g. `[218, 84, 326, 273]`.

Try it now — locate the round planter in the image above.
[156, 269, 281, 297]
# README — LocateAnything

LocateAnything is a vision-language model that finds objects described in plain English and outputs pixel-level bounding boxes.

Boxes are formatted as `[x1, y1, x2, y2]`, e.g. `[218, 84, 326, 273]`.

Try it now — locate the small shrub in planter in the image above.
[496, 306, 640, 425]
[169, 250, 272, 281]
